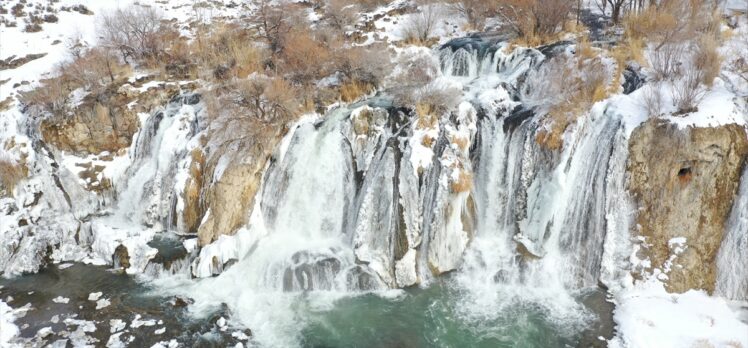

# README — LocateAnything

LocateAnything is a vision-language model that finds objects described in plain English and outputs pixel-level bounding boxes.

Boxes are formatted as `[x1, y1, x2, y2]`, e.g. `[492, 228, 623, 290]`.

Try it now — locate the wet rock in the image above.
[627, 119, 748, 293]
[171, 296, 194, 308]
[113, 245, 131, 270]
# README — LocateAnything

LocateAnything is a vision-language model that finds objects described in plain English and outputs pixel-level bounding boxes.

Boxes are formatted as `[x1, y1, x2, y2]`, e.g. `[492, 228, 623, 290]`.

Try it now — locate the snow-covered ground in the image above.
[2, 0, 748, 347]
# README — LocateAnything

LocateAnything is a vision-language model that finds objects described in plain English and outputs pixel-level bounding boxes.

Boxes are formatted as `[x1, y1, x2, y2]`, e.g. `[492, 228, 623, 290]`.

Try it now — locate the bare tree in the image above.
[99, 6, 164, 63]
[596, 0, 628, 24]
[248, 0, 305, 53]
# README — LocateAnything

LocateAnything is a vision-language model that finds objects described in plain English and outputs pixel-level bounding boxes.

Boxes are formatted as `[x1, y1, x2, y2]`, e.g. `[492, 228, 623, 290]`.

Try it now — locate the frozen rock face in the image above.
[628, 119, 748, 293]
[196, 149, 273, 246]
[40, 91, 139, 155]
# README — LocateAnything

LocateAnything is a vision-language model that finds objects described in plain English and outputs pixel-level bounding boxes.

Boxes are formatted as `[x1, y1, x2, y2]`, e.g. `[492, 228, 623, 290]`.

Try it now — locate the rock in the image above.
[113, 244, 131, 270]
[627, 119, 748, 293]
[196, 138, 281, 245]
[41, 93, 139, 155]
[0, 53, 47, 71]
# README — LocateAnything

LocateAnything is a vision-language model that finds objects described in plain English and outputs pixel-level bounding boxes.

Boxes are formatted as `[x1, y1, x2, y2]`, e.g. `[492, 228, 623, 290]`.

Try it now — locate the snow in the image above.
[109, 319, 126, 333]
[609, 279, 748, 348]
[88, 292, 103, 301]
[0, 0, 132, 101]
[0, 300, 20, 347]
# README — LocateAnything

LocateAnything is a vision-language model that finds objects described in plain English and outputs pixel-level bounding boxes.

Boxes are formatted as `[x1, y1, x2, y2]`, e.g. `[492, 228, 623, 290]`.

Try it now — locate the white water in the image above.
[716, 165, 748, 301]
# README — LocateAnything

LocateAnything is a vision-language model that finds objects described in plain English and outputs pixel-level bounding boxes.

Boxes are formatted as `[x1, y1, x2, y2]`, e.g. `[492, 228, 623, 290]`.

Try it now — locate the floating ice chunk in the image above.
[52, 296, 70, 304]
[110, 319, 126, 333]
[96, 298, 111, 310]
[88, 292, 103, 301]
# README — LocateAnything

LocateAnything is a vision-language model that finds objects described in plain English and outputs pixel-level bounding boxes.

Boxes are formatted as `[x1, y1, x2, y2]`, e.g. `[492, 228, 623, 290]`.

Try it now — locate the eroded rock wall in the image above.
[628, 119, 748, 293]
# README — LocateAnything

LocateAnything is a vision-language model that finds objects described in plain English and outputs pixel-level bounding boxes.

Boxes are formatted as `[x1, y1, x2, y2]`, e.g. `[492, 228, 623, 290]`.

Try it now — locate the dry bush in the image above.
[21, 48, 130, 115]
[496, 0, 572, 44]
[448, 0, 494, 31]
[340, 81, 375, 102]
[693, 35, 722, 87]
[333, 44, 392, 87]
[249, 0, 308, 53]
[647, 43, 685, 81]
[279, 30, 333, 84]
[642, 83, 664, 117]
[203, 76, 301, 147]
[0, 159, 26, 196]
[410, 82, 462, 128]
[235, 75, 299, 123]
[523, 53, 613, 149]
[191, 24, 267, 80]
[324, 0, 359, 31]
[624, 0, 720, 50]
[402, 1, 443, 45]
[387, 49, 441, 92]
[99, 6, 165, 63]
[65, 48, 129, 88]
[672, 67, 704, 114]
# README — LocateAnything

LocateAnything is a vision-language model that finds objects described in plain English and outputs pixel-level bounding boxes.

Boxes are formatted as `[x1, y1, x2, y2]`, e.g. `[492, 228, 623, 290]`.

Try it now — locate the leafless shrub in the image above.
[402, 2, 443, 45]
[279, 30, 333, 84]
[448, 0, 493, 31]
[235, 75, 299, 123]
[248, 0, 307, 53]
[647, 43, 685, 81]
[642, 83, 664, 117]
[672, 67, 704, 114]
[496, 0, 572, 43]
[324, 0, 359, 32]
[387, 49, 441, 97]
[191, 23, 268, 80]
[333, 44, 392, 87]
[99, 6, 165, 63]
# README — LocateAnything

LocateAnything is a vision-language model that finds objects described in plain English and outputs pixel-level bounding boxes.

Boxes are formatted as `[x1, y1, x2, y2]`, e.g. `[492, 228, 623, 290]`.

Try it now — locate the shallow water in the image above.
[0, 263, 241, 347]
[1, 263, 613, 347]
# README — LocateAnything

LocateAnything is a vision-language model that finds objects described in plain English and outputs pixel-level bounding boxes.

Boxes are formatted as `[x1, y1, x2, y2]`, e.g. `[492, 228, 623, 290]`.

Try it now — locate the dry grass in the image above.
[694, 35, 722, 87]
[450, 168, 472, 193]
[0, 159, 26, 196]
[340, 81, 375, 103]
[498, 0, 572, 46]
[524, 53, 613, 150]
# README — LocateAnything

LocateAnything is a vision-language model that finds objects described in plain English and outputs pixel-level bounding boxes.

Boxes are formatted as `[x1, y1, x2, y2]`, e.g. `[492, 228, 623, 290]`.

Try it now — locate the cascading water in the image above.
[716, 165, 748, 301]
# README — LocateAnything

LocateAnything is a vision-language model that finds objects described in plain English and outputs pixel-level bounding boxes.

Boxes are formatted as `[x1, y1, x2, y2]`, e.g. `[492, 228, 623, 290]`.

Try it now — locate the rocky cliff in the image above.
[628, 119, 748, 293]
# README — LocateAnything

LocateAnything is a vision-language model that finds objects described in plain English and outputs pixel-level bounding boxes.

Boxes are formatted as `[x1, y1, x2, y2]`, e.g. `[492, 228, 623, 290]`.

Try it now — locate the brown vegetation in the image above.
[496, 0, 573, 45]
[0, 159, 26, 196]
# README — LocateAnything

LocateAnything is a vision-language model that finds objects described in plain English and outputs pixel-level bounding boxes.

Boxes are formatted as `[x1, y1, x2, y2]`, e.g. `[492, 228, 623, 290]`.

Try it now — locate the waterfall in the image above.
[112, 94, 201, 228]
[716, 166, 748, 301]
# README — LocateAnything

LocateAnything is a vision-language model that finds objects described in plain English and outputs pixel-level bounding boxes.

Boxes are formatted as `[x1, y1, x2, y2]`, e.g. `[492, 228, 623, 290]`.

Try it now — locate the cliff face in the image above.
[627, 119, 748, 293]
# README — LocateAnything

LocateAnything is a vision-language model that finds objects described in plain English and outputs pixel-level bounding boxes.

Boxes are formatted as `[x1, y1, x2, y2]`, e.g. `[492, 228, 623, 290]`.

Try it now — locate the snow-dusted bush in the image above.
[99, 6, 166, 63]
[402, 1, 443, 45]
[323, 0, 360, 32]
